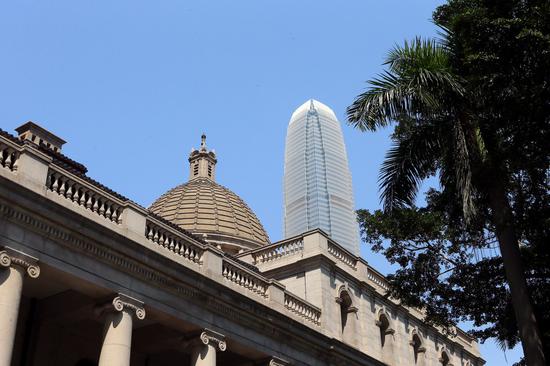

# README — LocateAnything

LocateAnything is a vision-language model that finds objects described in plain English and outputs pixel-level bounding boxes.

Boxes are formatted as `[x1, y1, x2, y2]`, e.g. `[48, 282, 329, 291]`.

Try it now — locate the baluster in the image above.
[4, 151, 12, 170]
[79, 190, 86, 205]
[112, 208, 119, 223]
[169, 238, 175, 251]
[98, 201, 106, 216]
[51, 174, 59, 192]
[59, 179, 66, 195]
[92, 196, 99, 212]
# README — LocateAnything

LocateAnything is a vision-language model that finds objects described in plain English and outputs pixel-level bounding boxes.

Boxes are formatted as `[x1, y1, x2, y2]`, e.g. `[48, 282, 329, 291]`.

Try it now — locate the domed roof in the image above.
[149, 135, 270, 253]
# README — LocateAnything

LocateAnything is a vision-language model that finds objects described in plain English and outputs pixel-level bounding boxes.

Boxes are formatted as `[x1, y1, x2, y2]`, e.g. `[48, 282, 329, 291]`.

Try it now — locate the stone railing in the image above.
[0, 140, 21, 172]
[251, 238, 304, 265]
[222, 260, 269, 298]
[284, 291, 321, 325]
[145, 218, 204, 265]
[327, 239, 357, 270]
[367, 269, 389, 291]
[46, 167, 124, 224]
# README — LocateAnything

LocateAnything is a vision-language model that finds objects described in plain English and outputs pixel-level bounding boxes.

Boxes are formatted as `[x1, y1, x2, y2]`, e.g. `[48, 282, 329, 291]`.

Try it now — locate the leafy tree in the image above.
[347, 1, 549, 364]
[357, 188, 549, 364]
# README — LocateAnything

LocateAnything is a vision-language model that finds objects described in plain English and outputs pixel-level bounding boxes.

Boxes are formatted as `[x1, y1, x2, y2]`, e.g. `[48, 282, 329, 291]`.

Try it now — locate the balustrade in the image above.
[284, 292, 321, 325]
[145, 220, 203, 265]
[46, 168, 123, 224]
[327, 240, 357, 269]
[252, 238, 303, 265]
[0, 142, 20, 172]
[222, 261, 268, 298]
[368, 270, 389, 291]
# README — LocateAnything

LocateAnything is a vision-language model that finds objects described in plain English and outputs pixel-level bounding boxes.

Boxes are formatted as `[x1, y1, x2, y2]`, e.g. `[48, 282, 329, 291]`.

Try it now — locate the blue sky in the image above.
[0, 1, 522, 364]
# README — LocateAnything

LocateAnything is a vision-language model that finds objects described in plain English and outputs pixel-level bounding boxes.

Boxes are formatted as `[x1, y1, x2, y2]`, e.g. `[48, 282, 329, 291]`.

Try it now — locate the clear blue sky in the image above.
[0, 1, 522, 364]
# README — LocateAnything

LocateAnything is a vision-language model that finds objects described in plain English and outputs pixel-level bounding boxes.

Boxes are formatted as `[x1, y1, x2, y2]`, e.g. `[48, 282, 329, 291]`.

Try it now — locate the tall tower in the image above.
[283, 99, 360, 254]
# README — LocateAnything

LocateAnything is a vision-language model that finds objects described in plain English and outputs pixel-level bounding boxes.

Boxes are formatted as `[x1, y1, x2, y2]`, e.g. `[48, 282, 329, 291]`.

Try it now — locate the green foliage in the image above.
[349, 0, 550, 362]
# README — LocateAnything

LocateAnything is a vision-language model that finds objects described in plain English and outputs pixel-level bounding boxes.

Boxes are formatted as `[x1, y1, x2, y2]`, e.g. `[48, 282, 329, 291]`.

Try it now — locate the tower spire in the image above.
[188, 134, 217, 181]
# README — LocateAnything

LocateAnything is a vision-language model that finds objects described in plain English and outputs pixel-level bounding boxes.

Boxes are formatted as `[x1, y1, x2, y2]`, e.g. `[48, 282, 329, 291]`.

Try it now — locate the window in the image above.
[411, 333, 423, 364]
[378, 314, 390, 347]
[440, 351, 450, 366]
[338, 291, 352, 333]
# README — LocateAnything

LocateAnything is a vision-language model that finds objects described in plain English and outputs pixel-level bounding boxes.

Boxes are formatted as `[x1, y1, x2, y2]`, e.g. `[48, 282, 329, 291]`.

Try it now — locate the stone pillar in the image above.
[96, 294, 145, 366]
[0, 247, 40, 366]
[189, 329, 226, 366]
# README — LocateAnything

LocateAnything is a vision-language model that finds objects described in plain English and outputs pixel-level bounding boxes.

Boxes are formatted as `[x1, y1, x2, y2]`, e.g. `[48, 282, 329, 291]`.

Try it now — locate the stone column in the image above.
[96, 293, 145, 366]
[0, 247, 40, 366]
[189, 329, 226, 366]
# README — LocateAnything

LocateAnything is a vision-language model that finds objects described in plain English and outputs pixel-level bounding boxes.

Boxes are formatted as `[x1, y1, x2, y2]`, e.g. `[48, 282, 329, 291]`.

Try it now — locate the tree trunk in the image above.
[487, 178, 546, 366]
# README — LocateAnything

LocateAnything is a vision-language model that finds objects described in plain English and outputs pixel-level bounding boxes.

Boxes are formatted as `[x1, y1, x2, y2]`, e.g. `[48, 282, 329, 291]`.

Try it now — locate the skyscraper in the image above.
[283, 99, 360, 254]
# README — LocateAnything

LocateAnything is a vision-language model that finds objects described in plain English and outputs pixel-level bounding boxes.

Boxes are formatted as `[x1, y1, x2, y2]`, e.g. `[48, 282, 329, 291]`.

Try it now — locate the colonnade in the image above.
[0, 247, 288, 366]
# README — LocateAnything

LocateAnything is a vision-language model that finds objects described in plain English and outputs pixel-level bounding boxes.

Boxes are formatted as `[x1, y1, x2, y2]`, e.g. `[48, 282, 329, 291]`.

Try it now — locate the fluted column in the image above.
[190, 329, 226, 366]
[96, 293, 145, 366]
[0, 247, 40, 366]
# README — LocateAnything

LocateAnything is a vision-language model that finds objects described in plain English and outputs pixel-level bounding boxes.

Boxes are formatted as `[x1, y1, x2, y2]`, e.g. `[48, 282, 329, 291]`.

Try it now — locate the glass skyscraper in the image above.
[283, 99, 360, 254]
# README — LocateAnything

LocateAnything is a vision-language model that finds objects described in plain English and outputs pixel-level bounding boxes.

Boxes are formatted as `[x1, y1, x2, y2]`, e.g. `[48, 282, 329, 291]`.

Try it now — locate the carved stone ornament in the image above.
[0, 247, 40, 279]
[96, 293, 146, 320]
[268, 356, 291, 366]
[199, 328, 226, 352]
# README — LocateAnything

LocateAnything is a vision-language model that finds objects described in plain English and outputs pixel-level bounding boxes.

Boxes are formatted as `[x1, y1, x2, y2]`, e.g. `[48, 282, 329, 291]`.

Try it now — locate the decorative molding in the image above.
[96, 293, 146, 320]
[0, 246, 40, 278]
[268, 356, 291, 366]
[199, 328, 226, 352]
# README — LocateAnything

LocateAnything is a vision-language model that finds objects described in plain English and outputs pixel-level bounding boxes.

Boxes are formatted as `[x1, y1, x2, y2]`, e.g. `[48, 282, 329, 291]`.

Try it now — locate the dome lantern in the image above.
[188, 134, 217, 181]
[150, 135, 270, 254]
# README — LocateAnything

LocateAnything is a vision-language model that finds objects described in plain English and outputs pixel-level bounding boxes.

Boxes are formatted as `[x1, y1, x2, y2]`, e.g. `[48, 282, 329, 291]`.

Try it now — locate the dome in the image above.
[149, 135, 270, 254]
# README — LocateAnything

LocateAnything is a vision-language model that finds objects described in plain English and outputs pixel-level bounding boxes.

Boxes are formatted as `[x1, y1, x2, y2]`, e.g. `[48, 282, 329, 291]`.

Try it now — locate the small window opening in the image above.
[412, 334, 422, 363]
[379, 314, 390, 347]
[338, 291, 352, 333]
[208, 164, 212, 177]
[440, 351, 450, 366]
[193, 163, 199, 176]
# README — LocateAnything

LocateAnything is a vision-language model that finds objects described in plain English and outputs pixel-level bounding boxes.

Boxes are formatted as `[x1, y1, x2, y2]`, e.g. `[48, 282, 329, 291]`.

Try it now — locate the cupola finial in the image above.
[188, 134, 217, 181]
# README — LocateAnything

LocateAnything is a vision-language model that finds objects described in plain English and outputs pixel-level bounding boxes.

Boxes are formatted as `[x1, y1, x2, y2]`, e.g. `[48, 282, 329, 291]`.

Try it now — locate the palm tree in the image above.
[347, 38, 546, 366]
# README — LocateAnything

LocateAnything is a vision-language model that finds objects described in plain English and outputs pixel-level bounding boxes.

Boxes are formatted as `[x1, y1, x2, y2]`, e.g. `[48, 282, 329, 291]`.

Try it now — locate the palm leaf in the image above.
[379, 123, 442, 211]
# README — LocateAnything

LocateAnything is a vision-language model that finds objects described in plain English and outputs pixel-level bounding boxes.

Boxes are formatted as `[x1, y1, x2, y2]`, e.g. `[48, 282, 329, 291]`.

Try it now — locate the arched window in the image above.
[377, 313, 393, 347]
[410, 332, 426, 365]
[338, 290, 353, 333]
[376, 310, 396, 365]
[440, 350, 450, 366]
[336, 287, 358, 346]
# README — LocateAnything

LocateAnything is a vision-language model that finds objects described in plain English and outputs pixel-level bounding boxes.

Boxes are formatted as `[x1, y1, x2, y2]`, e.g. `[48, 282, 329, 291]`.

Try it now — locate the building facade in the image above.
[283, 100, 360, 254]
[0, 122, 483, 366]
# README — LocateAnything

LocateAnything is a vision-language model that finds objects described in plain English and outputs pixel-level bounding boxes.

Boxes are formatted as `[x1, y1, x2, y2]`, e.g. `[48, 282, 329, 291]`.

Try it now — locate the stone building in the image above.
[0, 122, 484, 366]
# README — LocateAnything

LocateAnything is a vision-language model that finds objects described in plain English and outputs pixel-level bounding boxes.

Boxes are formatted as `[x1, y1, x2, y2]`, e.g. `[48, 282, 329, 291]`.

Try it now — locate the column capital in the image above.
[0, 247, 40, 278]
[198, 328, 226, 352]
[96, 293, 146, 320]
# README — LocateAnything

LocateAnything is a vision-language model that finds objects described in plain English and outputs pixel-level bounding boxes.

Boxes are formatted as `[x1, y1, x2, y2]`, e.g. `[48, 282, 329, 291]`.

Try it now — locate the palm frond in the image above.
[379, 123, 442, 211]
[347, 37, 464, 131]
